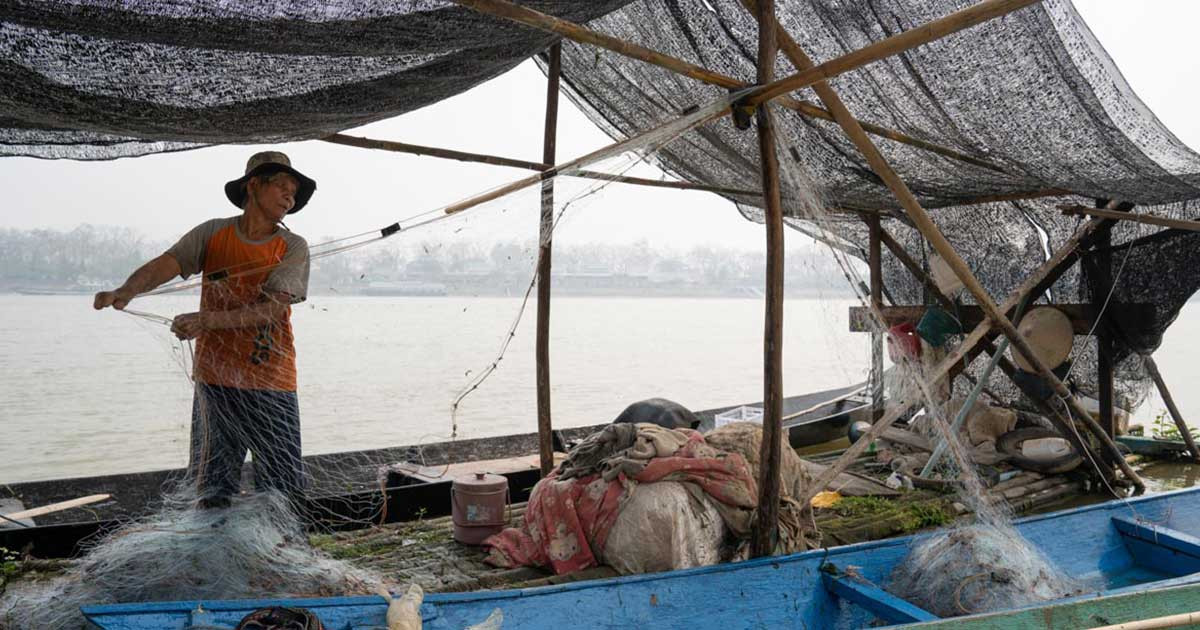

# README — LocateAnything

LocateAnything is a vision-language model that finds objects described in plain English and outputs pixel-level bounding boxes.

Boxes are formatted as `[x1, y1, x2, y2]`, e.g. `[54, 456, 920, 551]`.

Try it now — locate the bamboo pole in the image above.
[567, 171, 761, 197]
[1062, 205, 1200, 232]
[439, 99, 731, 217]
[1142, 354, 1200, 463]
[928, 188, 1073, 208]
[447, 0, 1011, 174]
[4, 494, 111, 521]
[324, 133, 547, 170]
[832, 188, 1075, 219]
[745, 0, 1043, 107]
[750, 0, 1141, 490]
[868, 215, 884, 420]
[323, 133, 762, 197]
[752, 0, 784, 559]
[536, 43, 561, 478]
[786, 100, 1006, 173]
[1088, 611, 1200, 630]
[326, 130, 758, 194]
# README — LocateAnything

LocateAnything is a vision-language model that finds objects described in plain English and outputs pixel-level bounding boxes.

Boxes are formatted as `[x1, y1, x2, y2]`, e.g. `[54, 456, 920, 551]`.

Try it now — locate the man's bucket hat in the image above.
[224, 151, 317, 214]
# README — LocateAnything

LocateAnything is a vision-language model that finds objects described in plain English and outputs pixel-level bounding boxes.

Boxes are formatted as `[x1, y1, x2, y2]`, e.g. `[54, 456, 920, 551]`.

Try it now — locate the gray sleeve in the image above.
[265, 231, 310, 304]
[165, 218, 222, 279]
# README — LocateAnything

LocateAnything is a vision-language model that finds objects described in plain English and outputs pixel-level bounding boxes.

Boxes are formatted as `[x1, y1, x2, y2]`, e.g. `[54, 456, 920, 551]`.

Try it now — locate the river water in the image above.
[2, 294, 1197, 484]
[0, 293, 866, 482]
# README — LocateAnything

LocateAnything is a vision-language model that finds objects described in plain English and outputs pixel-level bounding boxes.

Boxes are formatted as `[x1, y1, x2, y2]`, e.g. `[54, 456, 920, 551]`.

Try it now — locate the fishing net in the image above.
[756, 99, 1087, 620]
[0, 491, 384, 629]
[888, 522, 1082, 618]
[1, 93, 744, 627]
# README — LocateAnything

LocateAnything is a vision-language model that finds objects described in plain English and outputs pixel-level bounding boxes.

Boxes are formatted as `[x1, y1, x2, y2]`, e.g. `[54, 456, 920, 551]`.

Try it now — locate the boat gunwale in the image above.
[894, 577, 1200, 628]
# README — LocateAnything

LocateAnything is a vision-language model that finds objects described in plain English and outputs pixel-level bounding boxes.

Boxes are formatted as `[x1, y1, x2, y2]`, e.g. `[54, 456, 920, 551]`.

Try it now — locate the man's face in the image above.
[250, 173, 299, 221]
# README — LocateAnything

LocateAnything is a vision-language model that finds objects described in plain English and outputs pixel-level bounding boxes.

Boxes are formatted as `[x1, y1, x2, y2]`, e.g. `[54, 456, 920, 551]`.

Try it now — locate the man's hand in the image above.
[94, 288, 134, 310]
[94, 255, 183, 312]
[171, 312, 207, 340]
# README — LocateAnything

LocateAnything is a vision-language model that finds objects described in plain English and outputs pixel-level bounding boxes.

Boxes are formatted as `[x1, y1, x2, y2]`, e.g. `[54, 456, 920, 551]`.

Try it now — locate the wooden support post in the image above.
[535, 43, 561, 478]
[1143, 354, 1200, 463]
[448, 0, 1013, 174]
[750, 3, 1141, 491]
[1094, 227, 1116, 438]
[752, 0, 784, 559]
[868, 215, 884, 420]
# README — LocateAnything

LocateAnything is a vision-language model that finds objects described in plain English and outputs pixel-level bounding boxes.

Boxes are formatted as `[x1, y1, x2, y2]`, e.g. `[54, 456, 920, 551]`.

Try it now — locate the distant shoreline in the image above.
[3, 286, 859, 300]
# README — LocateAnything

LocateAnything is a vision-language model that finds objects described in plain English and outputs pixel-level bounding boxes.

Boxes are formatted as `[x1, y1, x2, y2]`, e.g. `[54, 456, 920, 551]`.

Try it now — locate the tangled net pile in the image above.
[0, 492, 384, 630]
[888, 523, 1081, 618]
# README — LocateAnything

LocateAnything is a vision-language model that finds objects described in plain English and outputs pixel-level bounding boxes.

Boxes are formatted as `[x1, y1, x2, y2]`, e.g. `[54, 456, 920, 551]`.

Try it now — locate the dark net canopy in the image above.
[0, 1, 630, 158]
[4, 0, 1199, 407]
[546, 0, 1200, 409]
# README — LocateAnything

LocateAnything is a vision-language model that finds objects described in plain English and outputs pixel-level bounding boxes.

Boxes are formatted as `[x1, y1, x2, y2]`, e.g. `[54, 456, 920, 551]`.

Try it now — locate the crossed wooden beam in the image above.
[868, 221, 1126, 484]
[442, 0, 1147, 554]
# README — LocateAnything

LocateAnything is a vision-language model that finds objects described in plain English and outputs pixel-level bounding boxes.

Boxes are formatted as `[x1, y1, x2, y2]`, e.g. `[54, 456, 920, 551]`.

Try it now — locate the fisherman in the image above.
[94, 151, 315, 509]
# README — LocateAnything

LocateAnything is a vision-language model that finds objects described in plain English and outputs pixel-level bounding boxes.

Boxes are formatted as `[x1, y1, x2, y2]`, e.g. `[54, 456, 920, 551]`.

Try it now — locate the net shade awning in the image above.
[539, 0, 1200, 408]
[0, 1, 631, 158]
[550, 0, 1200, 210]
[4, 0, 1200, 407]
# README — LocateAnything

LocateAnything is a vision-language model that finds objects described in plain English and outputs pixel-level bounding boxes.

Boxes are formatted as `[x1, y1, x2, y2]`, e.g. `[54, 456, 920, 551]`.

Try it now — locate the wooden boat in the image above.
[1, 385, 863, 558]
[1116, 435, 1195, 458]
[81, 485, 1200, 629]
[695, 382, 868, 448]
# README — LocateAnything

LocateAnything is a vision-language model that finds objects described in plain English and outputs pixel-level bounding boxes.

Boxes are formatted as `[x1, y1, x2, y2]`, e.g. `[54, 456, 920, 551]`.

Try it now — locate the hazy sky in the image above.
[1, 2, 1197, 253]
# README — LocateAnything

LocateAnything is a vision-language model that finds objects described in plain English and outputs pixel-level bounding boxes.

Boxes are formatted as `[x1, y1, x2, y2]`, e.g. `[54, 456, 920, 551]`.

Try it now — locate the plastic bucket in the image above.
[916, 307, 962, 348]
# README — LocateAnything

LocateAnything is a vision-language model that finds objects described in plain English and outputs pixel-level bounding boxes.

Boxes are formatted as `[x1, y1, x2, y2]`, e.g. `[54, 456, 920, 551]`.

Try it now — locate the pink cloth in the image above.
[484, 431, 757, 574]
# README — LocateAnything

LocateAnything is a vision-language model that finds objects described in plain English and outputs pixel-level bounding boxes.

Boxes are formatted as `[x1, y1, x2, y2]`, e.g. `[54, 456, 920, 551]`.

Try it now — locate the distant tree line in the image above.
[0, 225, 164, 288]
[0, 225, 861, 293]
[308, 237, 860, 292]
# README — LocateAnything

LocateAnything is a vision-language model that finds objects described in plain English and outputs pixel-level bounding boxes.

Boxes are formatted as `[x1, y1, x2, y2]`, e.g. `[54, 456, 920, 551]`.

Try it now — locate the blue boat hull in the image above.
[83, 487, 1200, 629]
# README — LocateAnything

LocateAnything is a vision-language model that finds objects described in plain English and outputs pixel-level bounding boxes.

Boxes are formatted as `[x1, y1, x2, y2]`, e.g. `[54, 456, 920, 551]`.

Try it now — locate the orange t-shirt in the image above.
[167, 217, 310, 392]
